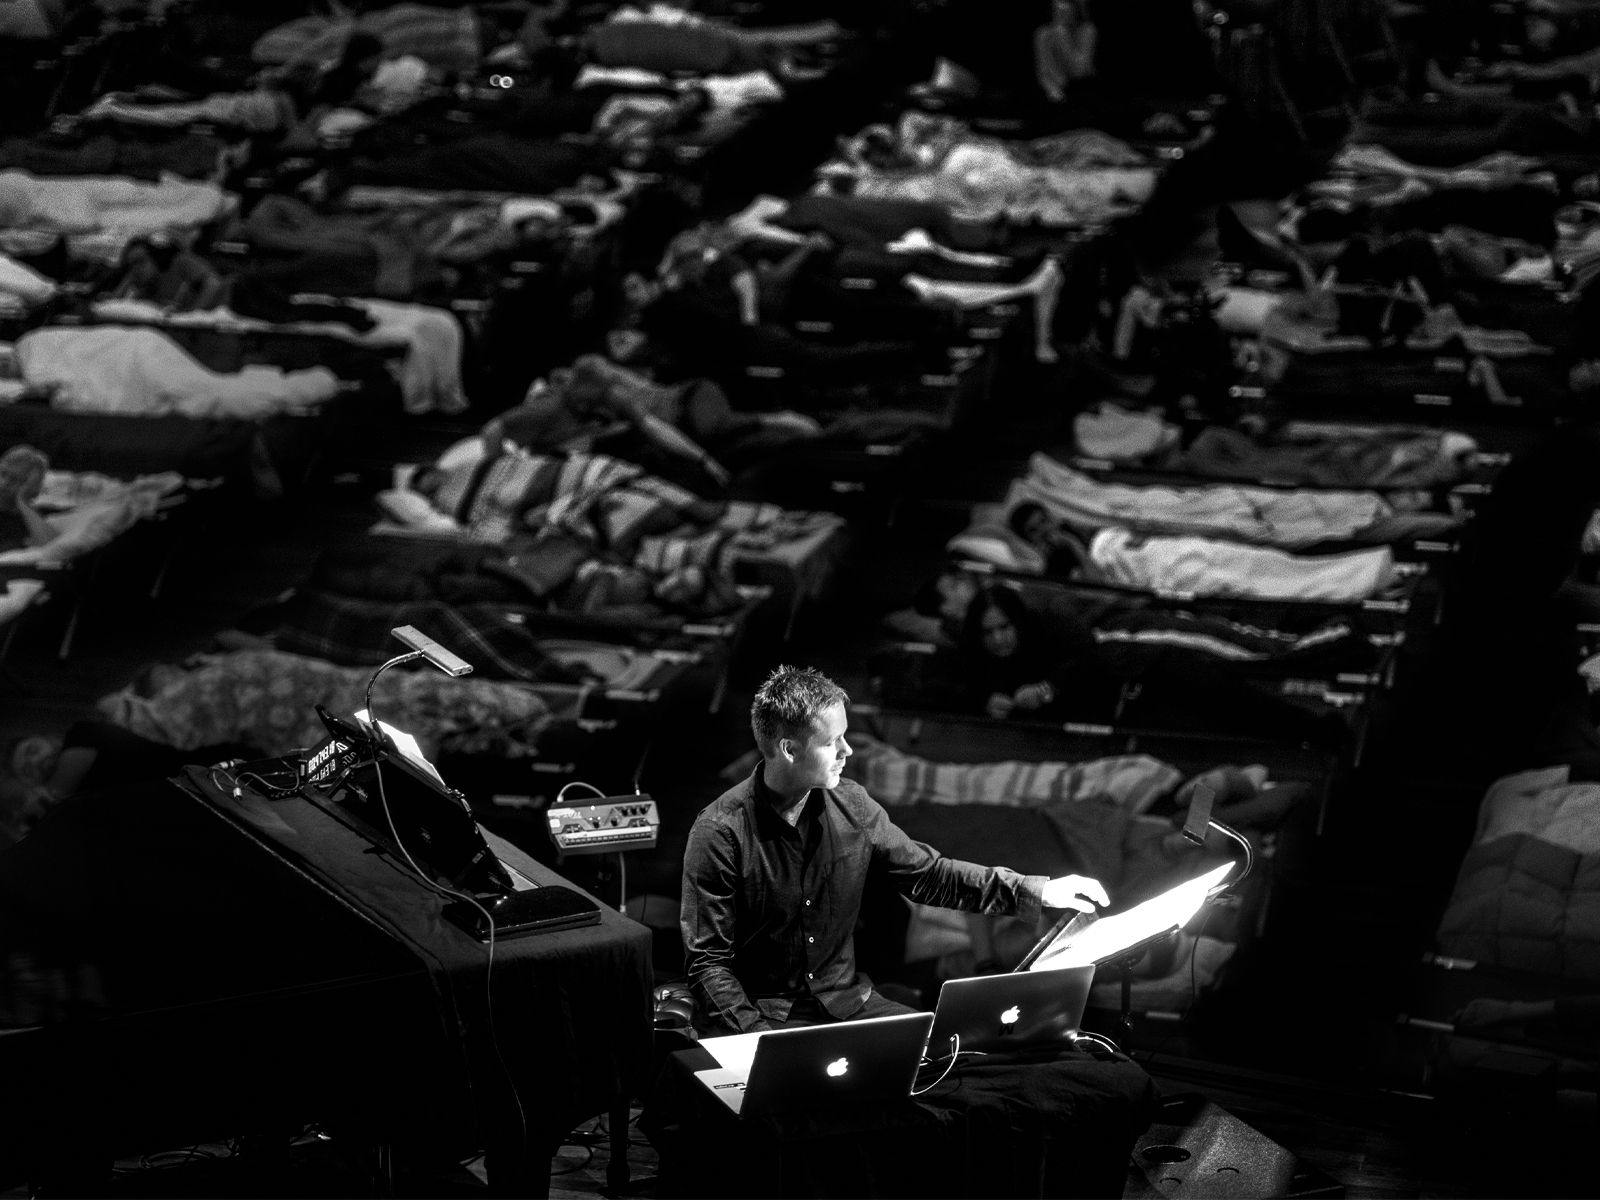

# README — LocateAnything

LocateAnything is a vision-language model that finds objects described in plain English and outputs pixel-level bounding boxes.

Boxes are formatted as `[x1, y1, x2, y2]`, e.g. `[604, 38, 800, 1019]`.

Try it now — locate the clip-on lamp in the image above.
[364, 624, 473, 713]
[356, 627, 600, 938]
[1016, 783, 1253, 1042]
[351, 624, 477, 806]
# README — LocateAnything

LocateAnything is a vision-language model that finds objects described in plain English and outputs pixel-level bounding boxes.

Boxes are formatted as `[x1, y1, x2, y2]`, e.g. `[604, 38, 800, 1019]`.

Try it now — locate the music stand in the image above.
[1017, 859, 1241, 1041]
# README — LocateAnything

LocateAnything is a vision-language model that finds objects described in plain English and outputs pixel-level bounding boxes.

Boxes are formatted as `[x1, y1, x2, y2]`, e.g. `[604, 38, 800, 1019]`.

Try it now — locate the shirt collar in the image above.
[751, 763, 822, 835]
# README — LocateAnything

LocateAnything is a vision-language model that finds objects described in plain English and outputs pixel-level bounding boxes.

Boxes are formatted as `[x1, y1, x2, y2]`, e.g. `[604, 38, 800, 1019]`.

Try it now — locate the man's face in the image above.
[785, 701, 852, 791]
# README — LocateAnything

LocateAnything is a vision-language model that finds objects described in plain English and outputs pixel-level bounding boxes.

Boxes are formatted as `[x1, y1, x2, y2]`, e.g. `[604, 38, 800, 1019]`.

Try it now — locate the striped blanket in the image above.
[432, 450, 722, 555]
[848, 734, 1182, 814]
[418, 449, 833, 613]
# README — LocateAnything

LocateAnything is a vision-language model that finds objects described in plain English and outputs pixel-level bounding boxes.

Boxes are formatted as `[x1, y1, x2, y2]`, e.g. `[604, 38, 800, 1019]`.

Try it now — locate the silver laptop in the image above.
[694, 1012, 935, 1118]
[926, 965, 1096, 1056]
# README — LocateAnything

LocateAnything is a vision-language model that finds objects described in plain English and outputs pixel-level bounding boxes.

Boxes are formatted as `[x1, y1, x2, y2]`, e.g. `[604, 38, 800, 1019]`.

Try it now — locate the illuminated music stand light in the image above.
[1018, 781, 1256, 1039]
[1022, 861, 1237, 975]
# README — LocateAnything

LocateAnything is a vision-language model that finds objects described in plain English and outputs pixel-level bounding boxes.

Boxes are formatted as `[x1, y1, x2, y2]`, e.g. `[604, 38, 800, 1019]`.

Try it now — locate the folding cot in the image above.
[371, 439, 851, 645]
[858, 533, 1437, 771]
[0, 464, 204, 664]
[260, 534, 775, 718]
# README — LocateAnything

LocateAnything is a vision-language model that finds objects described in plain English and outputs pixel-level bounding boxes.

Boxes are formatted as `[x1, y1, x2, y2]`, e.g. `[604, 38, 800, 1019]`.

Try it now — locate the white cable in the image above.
[371, 757, 528, 1159]
[556, 779, 608, 805]
[1071, 1029, 1122, 1056]
[911, 1033, 961, 1095]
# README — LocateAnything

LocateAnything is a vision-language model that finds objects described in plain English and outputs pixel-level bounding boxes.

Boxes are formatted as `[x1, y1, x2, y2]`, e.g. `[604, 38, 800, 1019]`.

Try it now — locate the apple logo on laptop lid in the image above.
[1001, 1005, 1021, 1030]
[826, 1056, 849, 1078]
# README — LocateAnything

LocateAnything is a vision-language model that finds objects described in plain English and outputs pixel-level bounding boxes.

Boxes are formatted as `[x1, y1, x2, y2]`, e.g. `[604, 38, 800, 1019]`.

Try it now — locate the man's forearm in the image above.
[688, 964, 771, 1033]
[906, 859, 1048, 923]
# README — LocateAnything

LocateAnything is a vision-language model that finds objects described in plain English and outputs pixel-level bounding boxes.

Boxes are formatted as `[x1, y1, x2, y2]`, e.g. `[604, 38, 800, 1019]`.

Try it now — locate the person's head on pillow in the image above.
[1007, 501, 1088, 573]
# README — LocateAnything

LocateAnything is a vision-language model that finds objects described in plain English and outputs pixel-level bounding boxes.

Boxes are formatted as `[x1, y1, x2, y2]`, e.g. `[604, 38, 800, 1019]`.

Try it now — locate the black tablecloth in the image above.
[0, 768, 652, 1192]
[170, 766, 655, 1174]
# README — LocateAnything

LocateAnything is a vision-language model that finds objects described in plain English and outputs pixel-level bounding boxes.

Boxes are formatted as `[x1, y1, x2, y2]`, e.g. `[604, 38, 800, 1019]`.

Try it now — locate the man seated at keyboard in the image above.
[681, 664, 1109, 1033]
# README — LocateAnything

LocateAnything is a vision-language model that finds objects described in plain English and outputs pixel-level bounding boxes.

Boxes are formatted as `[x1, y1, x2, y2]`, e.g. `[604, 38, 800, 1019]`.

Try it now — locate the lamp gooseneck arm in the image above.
[364, 650, 424, 737]
[1206, 818, 1254, 895]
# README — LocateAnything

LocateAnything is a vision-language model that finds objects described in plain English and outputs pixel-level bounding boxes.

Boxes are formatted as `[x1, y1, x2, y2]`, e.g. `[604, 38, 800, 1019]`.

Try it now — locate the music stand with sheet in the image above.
[1017, 861, 1239, 1040]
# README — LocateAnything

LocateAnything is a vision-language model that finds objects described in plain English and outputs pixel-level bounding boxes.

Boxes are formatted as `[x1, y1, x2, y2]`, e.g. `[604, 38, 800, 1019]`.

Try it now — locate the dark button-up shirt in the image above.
[681, 767, 1047, 1032]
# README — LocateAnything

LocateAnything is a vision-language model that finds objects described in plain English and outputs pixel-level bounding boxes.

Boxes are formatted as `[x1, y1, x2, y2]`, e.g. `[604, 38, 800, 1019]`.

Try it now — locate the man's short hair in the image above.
[751, 665, 849, 753]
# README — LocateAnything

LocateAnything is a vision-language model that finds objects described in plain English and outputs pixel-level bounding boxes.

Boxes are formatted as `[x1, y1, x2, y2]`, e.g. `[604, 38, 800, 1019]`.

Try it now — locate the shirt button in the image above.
[807, 972, 814, 980]
[807, 935, 815, 944]
[804, 900, 812, 907]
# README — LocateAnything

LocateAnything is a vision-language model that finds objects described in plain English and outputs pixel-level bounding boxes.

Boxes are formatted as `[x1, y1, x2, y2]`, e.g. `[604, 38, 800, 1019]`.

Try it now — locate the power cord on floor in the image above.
[548, 1143, 595, 1177]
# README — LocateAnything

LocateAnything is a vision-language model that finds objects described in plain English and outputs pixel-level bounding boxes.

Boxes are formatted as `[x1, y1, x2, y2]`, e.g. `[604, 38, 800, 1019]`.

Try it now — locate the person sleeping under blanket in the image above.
[96, 647, 570, 762]
[1073, 403, 1483, 492]
[635, 235, 937, 386]
[385, 444, 832, 618]
[686, 193, 1070, 362]
[484, 354, 826, 492]
[1286, 146, 1561, 247]
[0, 444, 186, 568]
[291, 64, 709, 166]
[952, 500, 1404, 605]
[12, 326, 341, 421]
[275, 533, 728, 633]
[827, 120, 1158, 232]
[0, 169, 234, 264]
[924, 563, 1373, 665]
[93, 242, 471, 417]
[1003, 453, 1459, 551]
[579, 6, 842, 77]
[895, 567, 1362, 742]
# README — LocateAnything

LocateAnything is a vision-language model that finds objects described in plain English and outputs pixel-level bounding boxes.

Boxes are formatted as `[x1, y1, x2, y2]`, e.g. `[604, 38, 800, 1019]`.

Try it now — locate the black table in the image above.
[646, 1038, 1157, 1198]
[0, 767, 653, 1196]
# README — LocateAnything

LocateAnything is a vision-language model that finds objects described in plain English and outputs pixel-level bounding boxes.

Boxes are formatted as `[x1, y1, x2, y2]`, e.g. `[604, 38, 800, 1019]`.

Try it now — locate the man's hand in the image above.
[985, 691, 1015, 719]
[1041, 874, 1110, 913]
